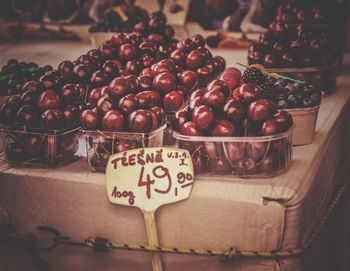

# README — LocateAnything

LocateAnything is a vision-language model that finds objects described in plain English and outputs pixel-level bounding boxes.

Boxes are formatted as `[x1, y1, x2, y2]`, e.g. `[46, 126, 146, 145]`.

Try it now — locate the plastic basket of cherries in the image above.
[172, 67, 295, 178]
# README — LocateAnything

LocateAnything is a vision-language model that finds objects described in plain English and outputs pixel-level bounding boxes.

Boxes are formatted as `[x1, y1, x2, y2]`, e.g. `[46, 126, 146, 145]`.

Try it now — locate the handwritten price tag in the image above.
[105, 147, 194, 271]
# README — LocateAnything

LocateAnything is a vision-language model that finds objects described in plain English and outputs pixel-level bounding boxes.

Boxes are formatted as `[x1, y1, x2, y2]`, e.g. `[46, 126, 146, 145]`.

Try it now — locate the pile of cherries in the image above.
[0, 67, 86, 164]
[274, 1, 338, 25]
[170, 34, 226, 86]
[248, 22, 337, 68]
[172, 66, 294, 176]
[0, 59, 52, 96]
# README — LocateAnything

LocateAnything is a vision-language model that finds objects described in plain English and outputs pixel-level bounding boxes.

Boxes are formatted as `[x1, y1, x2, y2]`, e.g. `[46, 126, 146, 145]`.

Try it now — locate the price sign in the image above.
[105, 147, 194, 271]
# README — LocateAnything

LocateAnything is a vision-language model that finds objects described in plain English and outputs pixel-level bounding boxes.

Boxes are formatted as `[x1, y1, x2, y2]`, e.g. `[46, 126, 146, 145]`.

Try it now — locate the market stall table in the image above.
[0, 43, 350, 271]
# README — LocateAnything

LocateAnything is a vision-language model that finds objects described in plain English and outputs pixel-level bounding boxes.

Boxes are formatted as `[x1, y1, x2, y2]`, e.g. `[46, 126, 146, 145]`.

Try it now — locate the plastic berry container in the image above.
[1, 126, 81, 167]
[173, 125, 294, 178]
[284, 102, 321, 146]
[82, 124, 166, 172]
[265, 65, 337, 95]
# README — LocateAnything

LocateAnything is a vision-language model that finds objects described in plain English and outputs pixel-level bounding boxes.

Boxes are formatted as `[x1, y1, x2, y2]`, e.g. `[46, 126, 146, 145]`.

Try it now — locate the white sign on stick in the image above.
[106, 147, 194, 271]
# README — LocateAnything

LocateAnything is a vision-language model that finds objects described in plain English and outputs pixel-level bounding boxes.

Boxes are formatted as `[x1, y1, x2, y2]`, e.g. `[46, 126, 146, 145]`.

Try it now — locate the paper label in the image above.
[105, 147, 194, 212]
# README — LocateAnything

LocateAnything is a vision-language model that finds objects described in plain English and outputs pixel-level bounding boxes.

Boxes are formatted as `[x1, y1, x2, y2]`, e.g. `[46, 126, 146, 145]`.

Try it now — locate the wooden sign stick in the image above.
[106, 147, 194, 271]
[143, 210, 163, 271]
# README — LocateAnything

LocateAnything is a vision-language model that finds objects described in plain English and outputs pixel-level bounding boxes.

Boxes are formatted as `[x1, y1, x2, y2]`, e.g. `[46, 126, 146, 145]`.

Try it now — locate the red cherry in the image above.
[248, 99, 276, 122]
[109, 77, 128, 98]
[170, 49, 186, 66]
[224, 142, 246, 162]
[118, 43, 136, 62]
[102, 110, 124, 131]
[41, 109, 64, 130]
[180, 121, 203, 136]
[212, 56, 226, 73]
[189, 96, 202, 112]
[62, 105, 79, 126]
[202, 89, 225, 110]
[179, 70, 198, 90]
[260, 119, 279, 136]
[189, 88, 206, 100]
[118, 94, 141, 114]
[274, 111, 293, 132]
[100, 86, 113, 98]
[96, 97, 114, 115]
[220, 67, 242, 90]
[233, 158, 257, 175]
[207, 79, 229, 97]
[197, 66, 214, 86]
[90, 70, 110, 87]
[192, 105, 214, 130]
[128, 109, 153, 133]
[80, 109, 99, 130]
[147, 33, 164, 44]
[111, 32, 128, 46]
[88, 87, 102, 106]
[102, 60, 121, 78]
[238, 83, 259, 102]
[16, 105, 39, 127]
[37, 90, 61, 111]
[186, 49, 204, 70]
[223, 99, 246, 124]
[149, 106, 166, 127]
[210, 119, 237, 137]
[60, 84, 79, 104]
[152, 72, 176, 94]
[246, 142, 267, 162]
[163, 90, 184, 112]
[191, 34, 205, 47]
[172, 108, 188, 131]
[21, 80, 43, 94]
[138, 75, 153, 90]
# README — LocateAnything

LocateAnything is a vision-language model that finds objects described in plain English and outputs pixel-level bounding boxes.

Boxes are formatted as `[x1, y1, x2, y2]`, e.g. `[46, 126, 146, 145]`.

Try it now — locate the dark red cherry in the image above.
[60, 84, 79, 104]
[223, 99, 246, 124]
[118, 94, 141, 114]
[109, 77, 128, 98]
[37, 90, 61, 111]
[16, 105, 39, 127]
[128, 109, 153, 133]
[96, 97, 114, 115]
[152, 72, 176, 94]
[80, 109, 99, 130]
[41, 109, 64, 130]
[192, 105, 214, 130]
[210, 120, 237, 137]
[180, 121, 203, 136]
[102, 110, 124, 132]
[163, 90, 184, 112]
[248, 99, 276, 122]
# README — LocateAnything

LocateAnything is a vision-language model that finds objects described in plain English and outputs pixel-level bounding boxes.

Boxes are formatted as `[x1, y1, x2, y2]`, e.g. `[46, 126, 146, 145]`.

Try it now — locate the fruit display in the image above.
[241, 67, 322, 109]
[89, 4, 149, 33]
[0, 65, 85, 166]
[248, 22, 337, 68]
[247, 21, 338, 93]
[172, 67, 294, 177]
[240, 66, 323, 145]
[0, 59, 52, 99]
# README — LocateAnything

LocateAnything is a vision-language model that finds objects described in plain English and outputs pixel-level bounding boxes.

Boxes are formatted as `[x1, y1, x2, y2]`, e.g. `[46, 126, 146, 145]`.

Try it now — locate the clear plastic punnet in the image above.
[82, 124, 166, 172]
[1, 126, 81, 167]
[173, 125, 294, 178]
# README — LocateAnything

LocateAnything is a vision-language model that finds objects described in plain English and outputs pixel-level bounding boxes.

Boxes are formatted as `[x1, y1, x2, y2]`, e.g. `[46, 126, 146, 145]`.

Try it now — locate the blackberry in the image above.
[257, 81, 275, 99]
[242, 67, 267, 84]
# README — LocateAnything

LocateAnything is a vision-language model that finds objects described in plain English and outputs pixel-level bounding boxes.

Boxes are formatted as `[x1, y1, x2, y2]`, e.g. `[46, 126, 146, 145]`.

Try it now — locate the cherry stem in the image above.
[236, 62, 305, 84]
